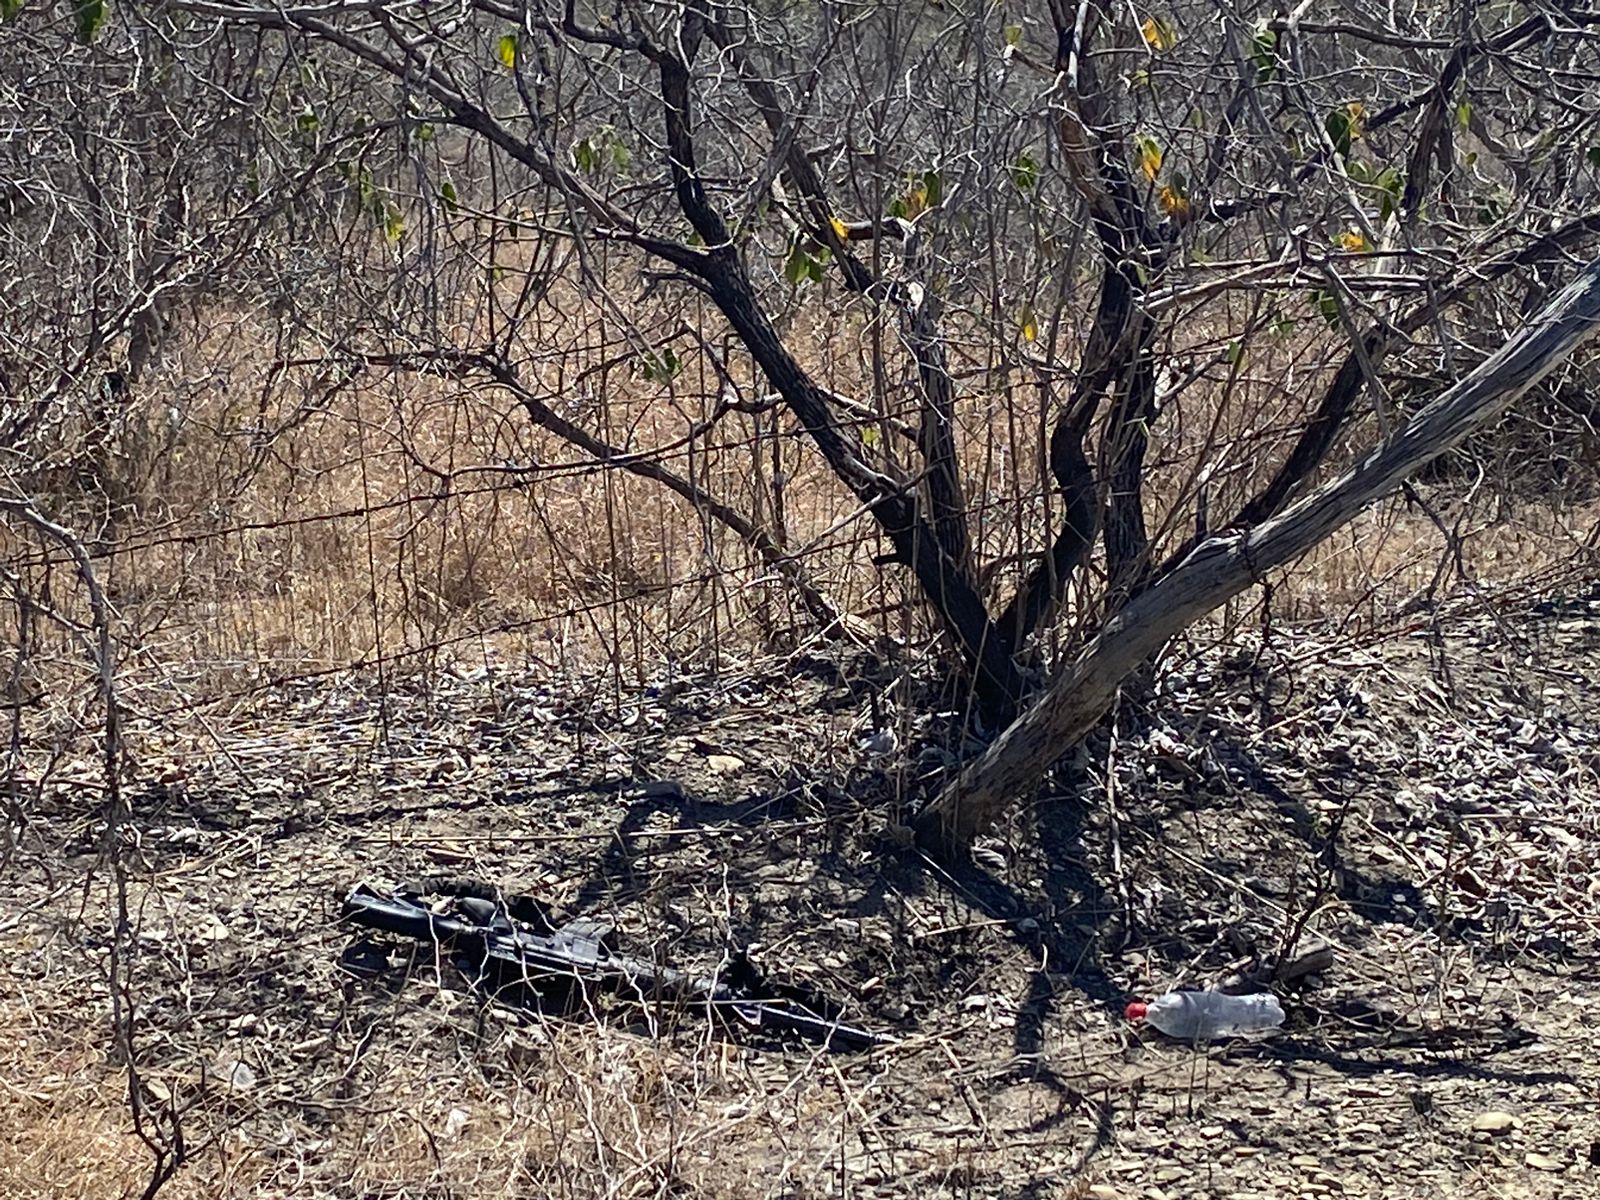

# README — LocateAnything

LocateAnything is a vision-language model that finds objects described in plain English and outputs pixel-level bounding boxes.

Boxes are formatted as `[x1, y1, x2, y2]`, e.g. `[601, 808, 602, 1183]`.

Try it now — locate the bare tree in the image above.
[9, 0, 1600, 845]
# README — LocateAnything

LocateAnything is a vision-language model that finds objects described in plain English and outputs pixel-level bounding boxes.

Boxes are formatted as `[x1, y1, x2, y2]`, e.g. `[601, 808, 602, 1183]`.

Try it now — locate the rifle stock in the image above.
[341, 884, 895, 1052]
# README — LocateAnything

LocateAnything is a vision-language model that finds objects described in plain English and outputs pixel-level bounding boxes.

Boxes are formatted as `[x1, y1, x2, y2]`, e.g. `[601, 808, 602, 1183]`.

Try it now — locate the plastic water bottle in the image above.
[1125, 990, 1284, 1040]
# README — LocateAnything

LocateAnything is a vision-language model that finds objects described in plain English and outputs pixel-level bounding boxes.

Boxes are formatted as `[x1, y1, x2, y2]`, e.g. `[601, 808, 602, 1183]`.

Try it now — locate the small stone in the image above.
[220, 1060, 255, 1094]
[1087, 1187, 1120, 1200]
[1525, 1152, 1564, 1171]
[1472, 1111, 1519, 1135]
[1153, 1167, 1186, 1182]
[705, 754, 744, 773]
[1290, 1155, 1319, 1168]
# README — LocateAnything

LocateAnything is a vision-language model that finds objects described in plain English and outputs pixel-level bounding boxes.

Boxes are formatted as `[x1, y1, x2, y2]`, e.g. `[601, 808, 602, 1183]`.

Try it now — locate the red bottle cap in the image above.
[1125, 1001, 1149, 1021]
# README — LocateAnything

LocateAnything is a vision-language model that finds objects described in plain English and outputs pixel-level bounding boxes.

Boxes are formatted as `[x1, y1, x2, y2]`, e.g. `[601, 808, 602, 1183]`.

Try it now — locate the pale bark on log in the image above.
[916, 257, 1600, 851]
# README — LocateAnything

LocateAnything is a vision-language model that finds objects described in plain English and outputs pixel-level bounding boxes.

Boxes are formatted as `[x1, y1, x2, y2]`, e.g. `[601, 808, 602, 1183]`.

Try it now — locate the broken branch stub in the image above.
[916, 257, 1600, 852]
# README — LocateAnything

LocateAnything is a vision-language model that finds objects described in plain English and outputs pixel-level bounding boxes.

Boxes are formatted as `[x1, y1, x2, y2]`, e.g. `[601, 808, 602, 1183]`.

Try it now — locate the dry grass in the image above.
[0, 977, 812, 1199]
[9, 286, 1594, 713]
[0, 896, 997, 1200]
[4, 279, 1599, 1199]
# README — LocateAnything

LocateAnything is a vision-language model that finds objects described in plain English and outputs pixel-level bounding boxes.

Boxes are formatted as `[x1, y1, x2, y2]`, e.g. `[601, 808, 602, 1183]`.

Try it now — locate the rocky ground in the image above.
[3, 574, 1599, 1198]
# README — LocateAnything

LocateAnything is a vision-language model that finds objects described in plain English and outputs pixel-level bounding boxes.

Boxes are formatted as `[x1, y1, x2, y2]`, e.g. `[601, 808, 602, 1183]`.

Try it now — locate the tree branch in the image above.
[918, 257, 1600, 850]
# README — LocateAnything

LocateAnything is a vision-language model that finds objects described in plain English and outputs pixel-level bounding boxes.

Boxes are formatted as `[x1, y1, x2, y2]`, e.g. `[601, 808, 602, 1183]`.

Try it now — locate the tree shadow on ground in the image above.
[563, 776, 816, 919]
[892, 716, 1565, 1114]
[1246, 1038, 1575, 1089]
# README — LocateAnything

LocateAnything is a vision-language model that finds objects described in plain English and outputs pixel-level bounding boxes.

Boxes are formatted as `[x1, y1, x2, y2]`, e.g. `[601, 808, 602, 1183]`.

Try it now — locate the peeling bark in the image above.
[917, 258, 1600, 851]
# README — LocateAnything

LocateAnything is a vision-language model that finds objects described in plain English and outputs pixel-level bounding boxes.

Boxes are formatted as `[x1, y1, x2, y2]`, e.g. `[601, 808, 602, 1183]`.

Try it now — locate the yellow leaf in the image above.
[1345, 101, 1365, 141]
[903, 184, 927, 220]
[1338, 229, 1370, 253]
[1157, 184, 1191, 219]
[1021, 303, 1038, 342]
[829, 216, 850, 242]
[1140, 15, 1176, 51]
[496, 34, 517, 69]
[1136, 133, 1163, 182]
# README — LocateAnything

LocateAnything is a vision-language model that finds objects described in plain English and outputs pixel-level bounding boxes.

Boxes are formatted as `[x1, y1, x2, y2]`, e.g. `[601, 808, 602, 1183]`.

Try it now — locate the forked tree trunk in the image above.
[916, 257, 1600, 851]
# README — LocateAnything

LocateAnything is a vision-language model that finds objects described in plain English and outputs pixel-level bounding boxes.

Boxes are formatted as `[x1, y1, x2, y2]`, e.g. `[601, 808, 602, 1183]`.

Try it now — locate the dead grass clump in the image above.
[0, 998, 235, 1200]
[10, 267, 1597, 715]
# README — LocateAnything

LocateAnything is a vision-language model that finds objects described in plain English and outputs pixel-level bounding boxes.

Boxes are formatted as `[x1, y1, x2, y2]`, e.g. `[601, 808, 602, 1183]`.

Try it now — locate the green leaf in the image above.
[1587, 146, 1600, 170]
[1003, 23, 1022, 48]
[74, 0, 106, 43]
[1312, 288, 1340, 327]
[1251, 23, 1278, 82]
[1226, 340, 1246, 368]
[922, 168, 943, 208]
[1456, 101, 1472, 129]
[1324, 107, 1354, 158]
[610, 140, 630, 170]
[296, 110, 320, 135]
[383, 205, 404, 242]
[1010, 150, 1039, 192]
[784, 243, 813, 285]
[573, 138, 597, 175]
[638, 348, 681, 382]
[496, 34, 517, 69]
[439, 180, 458, 213]
[1, 0, 24, 22]
[415, 122, 435, 144]
[1374, 165, 1403, 221]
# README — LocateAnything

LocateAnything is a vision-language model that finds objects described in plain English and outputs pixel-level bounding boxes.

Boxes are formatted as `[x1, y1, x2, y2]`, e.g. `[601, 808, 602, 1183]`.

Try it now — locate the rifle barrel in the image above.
[341, 885, 897, 1051]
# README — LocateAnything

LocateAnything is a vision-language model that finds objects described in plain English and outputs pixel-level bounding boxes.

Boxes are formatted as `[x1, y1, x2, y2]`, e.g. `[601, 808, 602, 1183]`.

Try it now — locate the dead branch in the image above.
[917, 256, 1600, 850]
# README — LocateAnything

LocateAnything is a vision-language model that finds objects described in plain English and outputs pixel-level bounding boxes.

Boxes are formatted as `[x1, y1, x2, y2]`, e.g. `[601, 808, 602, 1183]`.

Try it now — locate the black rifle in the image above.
[341, 882, 896, 1052]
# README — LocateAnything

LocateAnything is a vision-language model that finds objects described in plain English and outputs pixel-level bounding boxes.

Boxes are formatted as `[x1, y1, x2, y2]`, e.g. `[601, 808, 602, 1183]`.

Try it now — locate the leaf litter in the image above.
[3, 582, 1600, 1196]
